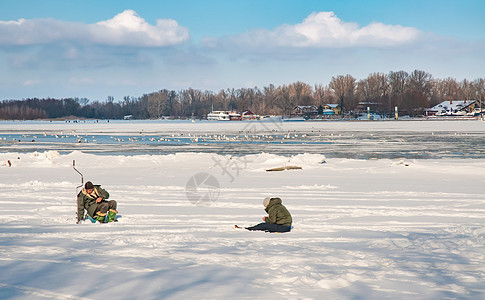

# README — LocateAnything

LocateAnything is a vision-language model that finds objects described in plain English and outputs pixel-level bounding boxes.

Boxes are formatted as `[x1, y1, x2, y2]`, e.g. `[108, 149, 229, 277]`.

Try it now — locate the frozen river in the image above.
[1, 119, 485, 298]
[1, 119, 485, 159]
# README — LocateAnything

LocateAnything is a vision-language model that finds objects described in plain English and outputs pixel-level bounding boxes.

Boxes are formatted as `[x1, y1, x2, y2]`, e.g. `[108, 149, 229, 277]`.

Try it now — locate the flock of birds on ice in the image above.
[0, 129, 472, 147]
[1, 130, 350, 145]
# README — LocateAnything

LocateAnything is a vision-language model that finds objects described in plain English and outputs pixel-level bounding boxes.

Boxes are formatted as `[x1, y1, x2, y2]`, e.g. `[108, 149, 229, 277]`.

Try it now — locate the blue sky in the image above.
[0, 0, 484, 101]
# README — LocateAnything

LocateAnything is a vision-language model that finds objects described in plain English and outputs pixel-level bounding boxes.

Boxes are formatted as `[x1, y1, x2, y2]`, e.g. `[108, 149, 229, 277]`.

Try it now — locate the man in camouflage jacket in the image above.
[77, 181, 117, 223]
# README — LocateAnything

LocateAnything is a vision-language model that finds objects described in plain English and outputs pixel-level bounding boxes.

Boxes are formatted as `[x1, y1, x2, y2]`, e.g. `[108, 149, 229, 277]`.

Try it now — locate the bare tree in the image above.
[329, 75, 356, 114]
[214, 89, 229, 111]
[147, 90, 169, 119]
[461, 79, 476, 101]
[357, 77, 384, 114]
[224, 88, 238, 111]
[179, 88, 204, 117]
[235, 88, 250, 111]
[473, 78, 485, 116]
[276, 85, 293, 116]
[401, 70, 433, 114]
[431, 78, 464, 106]
[163, 90, 177, 117]
[289, 81, 313, 106]
[251, 87, 264, 114]
[314, 84, 335, 106]
[407, 70, 433, 96]
[388, 71, 408, 113]
[262, 84, 277, 115]
[358, 73, 388, 101]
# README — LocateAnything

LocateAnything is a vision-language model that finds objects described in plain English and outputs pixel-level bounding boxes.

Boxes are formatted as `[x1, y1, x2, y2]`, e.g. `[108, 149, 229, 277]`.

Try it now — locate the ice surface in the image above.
[0, 120, 484, 299]
[1, 119, 485, 159]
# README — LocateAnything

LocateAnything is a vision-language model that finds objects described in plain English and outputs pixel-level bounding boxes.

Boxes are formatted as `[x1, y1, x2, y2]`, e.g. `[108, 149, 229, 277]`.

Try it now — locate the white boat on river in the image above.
[207, 111, 241, 121]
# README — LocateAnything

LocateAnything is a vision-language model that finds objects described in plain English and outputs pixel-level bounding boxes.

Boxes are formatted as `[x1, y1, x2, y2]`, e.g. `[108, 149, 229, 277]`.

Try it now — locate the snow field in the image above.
[0, 149, 484, 299]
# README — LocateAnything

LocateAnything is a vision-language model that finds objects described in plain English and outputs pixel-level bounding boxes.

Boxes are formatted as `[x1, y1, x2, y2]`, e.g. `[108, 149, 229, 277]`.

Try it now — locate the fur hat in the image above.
[263, 197, 271, 208]
[84, 181, 94, 189]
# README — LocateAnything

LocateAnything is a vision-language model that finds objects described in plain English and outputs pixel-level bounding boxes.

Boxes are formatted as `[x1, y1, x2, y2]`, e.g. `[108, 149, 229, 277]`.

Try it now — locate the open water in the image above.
[1, 119, 484, 159]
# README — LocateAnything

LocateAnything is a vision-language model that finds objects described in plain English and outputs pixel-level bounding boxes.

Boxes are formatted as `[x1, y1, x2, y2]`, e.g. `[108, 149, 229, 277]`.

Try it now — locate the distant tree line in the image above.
[1, 70, 484, 120]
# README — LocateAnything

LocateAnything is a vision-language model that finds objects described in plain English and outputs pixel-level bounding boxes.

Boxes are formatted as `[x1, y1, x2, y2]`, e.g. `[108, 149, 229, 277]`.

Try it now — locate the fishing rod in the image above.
[73, 160, 84, 223]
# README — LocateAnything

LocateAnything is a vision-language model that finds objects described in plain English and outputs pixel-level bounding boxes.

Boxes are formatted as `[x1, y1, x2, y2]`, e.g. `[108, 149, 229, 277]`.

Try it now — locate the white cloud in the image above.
[0, 10, 189, 47]
[206, 11, 422, 50]
[23, 79, 41, 86]
[290, 12, 421, 47]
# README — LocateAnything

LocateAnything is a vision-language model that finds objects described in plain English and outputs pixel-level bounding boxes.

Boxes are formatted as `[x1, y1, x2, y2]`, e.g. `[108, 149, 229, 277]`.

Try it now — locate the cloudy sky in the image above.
[0, 0, 483, 101]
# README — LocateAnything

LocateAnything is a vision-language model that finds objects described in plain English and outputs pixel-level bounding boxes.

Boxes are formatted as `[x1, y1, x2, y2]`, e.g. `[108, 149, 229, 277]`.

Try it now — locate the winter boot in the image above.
[107, 209, 118, 222]
[86, 214, 97, 223]
[95, 212, 107, 223]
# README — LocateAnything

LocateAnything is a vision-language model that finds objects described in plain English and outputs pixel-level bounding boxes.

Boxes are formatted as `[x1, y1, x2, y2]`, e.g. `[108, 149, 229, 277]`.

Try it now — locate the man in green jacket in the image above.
[246, 197, 292, 232]
[77, 181, 118, 223]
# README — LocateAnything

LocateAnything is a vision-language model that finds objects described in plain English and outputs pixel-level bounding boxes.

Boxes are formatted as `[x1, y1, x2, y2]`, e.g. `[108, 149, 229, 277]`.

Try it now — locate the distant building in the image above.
[293, 105, 318, 117]
[321, 104, 341, 115]
[356, 102, 380, 113]
[241, 110, 260, 120]
[426, 100, 477, 116]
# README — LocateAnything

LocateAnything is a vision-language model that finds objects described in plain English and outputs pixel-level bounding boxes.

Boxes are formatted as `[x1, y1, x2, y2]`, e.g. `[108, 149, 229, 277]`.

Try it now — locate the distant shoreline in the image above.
[0, 116, 483, 122]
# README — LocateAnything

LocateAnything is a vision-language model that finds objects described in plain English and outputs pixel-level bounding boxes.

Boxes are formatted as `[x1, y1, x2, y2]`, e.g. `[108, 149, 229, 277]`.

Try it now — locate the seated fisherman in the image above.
[77, 181, 118, 223]
[245, 197, 292, 233]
